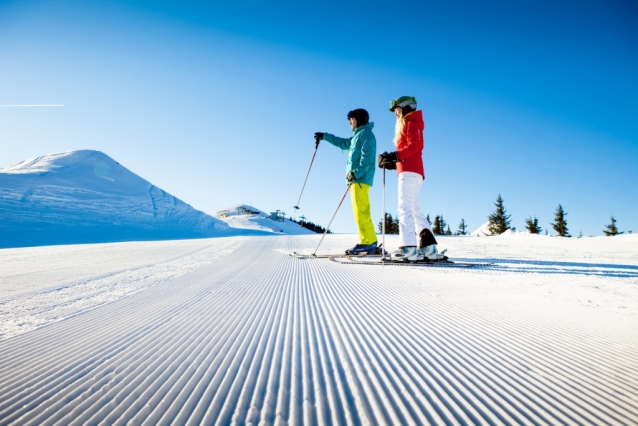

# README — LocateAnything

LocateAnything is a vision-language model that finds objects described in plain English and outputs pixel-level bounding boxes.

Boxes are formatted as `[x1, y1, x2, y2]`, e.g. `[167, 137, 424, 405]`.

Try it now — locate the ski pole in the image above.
[382, 166, 387, 260]
[312, 184, 351, 256]
[293, 140, 320, 211]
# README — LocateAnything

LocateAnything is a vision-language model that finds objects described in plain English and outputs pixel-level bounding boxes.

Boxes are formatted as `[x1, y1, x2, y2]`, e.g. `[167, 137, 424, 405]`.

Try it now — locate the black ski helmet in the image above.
[347, 109, 369, 127]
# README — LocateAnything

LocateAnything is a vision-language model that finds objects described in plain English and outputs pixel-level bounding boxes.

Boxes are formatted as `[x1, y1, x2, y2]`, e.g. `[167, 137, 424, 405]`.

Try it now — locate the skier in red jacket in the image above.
[378, 96, 443, 262]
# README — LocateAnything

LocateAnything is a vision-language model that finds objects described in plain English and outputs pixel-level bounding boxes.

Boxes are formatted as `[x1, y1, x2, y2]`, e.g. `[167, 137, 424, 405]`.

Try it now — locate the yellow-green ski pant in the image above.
[350, 183, 377, 245]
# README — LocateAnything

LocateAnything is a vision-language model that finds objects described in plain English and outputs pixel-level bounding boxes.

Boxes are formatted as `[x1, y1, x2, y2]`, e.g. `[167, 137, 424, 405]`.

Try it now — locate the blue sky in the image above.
[1, 0, 636, 236]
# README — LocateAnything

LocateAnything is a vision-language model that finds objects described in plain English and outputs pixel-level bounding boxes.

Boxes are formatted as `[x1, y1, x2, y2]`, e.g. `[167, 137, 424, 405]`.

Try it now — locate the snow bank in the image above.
[471, 221, 492, 236]
[472, 222, 552, 238]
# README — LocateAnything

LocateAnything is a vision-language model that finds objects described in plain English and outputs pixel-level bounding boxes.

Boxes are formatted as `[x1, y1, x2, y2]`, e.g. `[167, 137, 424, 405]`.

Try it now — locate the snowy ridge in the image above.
[0, 235, 636, 424]
[214, 204, 315, 235]
[0, 150, 248, 248]
[218, 214, 315, 235]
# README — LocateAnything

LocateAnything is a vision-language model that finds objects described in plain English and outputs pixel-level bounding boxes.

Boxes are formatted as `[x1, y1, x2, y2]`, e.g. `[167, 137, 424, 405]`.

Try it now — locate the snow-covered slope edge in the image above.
[0, 150, 262, 248]
[214, 204, 315, 235]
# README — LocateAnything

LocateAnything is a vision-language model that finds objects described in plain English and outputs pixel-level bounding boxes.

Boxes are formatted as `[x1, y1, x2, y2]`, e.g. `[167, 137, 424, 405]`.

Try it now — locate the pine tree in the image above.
[432, 215, 442, 235]
[378, 212, 399, 234]
[445, 225, 453, 235]
[456, 219, 468, 235]
[551, 204, 570, 237]
[603, 216, 623, 236]
[524, 216, 542, 234]
[432, 216, 441, 235]
[432, 215, 448, 235]
[426, 214, 432, 225]
[487, 194, 511, 235]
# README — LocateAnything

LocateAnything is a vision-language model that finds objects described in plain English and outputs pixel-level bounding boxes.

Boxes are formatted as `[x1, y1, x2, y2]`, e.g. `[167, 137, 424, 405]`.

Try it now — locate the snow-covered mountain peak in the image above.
[0, 150, 153, 196]
[1, 150, 111, 174]
[214, 204, 267, 218]
[0, 150, 241, 248]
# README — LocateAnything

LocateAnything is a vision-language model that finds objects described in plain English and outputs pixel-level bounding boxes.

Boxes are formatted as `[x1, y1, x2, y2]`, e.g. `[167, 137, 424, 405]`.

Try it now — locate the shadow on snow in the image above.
[451, 258, 638, 279]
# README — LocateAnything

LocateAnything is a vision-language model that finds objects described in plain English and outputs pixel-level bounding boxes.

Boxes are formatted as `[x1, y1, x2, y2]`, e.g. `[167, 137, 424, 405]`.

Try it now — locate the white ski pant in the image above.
[398, 171, 432, 247]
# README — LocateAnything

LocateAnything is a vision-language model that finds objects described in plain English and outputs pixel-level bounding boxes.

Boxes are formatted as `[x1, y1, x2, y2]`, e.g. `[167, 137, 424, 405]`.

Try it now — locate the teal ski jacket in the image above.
[322, 122, 377, 186]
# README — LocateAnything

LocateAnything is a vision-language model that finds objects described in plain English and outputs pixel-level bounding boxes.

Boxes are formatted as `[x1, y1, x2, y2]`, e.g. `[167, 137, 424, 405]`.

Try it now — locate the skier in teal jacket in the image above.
[314, 109, 378, 254]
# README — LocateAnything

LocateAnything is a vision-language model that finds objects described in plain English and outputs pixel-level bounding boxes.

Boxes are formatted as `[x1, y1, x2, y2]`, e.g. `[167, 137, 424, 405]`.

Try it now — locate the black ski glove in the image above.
[314, 132, 324, 147]
[346, 172, 356, 182]
[378, 151, 398, 170]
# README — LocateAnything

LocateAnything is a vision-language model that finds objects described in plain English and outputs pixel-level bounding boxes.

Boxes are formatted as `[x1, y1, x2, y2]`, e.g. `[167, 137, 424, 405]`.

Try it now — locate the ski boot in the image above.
[391, 246, 418, 262]
[418, 245, 448, 261]
[417, 229, 447, 262]
[418, 244, 437, 258]
[346, 241, 378, 255]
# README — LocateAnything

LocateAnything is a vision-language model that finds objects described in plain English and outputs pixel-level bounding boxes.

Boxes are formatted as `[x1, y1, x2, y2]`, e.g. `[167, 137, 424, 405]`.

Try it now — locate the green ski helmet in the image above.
[389, 96, 417, 112]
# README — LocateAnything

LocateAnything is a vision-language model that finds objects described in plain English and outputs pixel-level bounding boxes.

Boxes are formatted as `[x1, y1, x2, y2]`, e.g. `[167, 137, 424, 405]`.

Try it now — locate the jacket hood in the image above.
[354, 122, 374, 133]
[404, 110, 422, 121]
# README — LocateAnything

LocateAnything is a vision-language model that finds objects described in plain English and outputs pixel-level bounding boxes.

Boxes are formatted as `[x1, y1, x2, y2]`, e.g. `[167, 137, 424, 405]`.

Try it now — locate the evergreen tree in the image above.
[487, 194, 511, 235]
[432, 216, 442, 235]
[378, 212, 399, 234]
[426, 214, 432, 225]
[445, 225, 453, 235]
[603, 216, 623, 236]
[432, 215, 447, 235]
[456, 219, 468, 235]
[524, 216, 542, 234]
[551, 204, 570, 237]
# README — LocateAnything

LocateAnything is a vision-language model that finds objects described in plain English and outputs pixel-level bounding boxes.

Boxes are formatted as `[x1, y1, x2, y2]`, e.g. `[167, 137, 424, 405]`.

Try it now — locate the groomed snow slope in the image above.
[0, 235, 637, 425]
[0, 237, 248, 340]
[0, 150, 243, 248]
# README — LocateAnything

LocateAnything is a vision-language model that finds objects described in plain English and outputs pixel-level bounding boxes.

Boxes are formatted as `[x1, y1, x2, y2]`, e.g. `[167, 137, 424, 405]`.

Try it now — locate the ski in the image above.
[330, 256, 493, 268]
[290, 244, 388, 259]
[290, 251, 382, 259]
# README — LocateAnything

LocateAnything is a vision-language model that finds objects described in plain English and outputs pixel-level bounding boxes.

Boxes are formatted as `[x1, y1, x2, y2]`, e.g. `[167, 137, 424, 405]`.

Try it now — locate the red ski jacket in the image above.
[396, 110, 425, 179]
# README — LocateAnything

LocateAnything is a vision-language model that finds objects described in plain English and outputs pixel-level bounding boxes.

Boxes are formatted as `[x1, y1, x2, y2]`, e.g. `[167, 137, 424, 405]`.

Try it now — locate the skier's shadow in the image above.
[452, 258, 638, 278]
